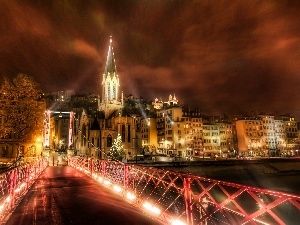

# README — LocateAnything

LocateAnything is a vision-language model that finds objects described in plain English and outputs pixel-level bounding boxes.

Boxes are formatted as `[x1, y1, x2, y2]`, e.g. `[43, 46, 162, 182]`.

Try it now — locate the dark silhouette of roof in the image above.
[90, 116, 100, 130]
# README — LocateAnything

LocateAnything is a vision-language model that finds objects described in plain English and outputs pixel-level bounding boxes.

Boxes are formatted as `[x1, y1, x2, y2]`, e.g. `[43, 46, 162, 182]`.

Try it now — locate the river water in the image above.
[161, 161, 300, 195]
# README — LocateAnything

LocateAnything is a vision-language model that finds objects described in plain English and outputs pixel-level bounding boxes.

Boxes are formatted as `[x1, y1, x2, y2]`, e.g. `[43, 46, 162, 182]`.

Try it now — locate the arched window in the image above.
[82, 124, 87, 146]
[122, 124, 125, 142]
[127, 125, 131, 142]
[112, 83, 116, 99]
[107, 135, 112, 147]
[107, 82, 111, 99]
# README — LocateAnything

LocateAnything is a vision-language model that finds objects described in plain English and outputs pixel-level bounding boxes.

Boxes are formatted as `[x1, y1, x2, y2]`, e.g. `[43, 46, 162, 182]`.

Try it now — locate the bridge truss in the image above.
[69, 157, 300, 225]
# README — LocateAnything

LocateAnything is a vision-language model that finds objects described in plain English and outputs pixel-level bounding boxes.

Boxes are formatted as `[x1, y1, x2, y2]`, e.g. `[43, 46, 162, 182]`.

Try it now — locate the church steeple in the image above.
[99, 36, 123, 119]
[104, 36, 117, 76]
[101, 36, 120, 102]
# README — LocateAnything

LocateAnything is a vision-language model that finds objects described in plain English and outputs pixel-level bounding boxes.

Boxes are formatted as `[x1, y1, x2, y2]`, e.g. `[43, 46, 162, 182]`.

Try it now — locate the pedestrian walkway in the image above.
[5, 166, 160, 225]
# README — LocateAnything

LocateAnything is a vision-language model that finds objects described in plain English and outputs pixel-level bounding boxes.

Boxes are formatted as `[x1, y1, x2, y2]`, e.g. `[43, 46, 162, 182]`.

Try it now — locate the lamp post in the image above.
[203, 148, 205, 160]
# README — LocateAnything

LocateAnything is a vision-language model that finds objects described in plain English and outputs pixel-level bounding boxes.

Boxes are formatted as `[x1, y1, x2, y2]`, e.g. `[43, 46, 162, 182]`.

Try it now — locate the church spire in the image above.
[104, 36, 117, 76]
[99, 36, 123, 118]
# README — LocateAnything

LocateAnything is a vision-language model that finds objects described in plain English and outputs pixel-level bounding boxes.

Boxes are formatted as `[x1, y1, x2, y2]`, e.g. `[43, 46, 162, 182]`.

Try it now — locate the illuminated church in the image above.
[75, 37, 152, 160]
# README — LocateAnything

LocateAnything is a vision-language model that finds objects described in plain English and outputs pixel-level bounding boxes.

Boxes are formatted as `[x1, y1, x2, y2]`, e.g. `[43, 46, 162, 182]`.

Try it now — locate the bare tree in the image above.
[0, 74, 45, 161]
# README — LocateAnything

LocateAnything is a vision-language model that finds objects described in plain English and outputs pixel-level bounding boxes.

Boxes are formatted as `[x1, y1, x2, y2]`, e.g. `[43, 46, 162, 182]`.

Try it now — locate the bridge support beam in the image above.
[184, 176, 193, 225]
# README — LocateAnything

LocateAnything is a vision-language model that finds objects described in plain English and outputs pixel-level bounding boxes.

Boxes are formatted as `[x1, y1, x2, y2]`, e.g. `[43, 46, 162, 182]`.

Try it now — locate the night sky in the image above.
[0, 0, 299, 118]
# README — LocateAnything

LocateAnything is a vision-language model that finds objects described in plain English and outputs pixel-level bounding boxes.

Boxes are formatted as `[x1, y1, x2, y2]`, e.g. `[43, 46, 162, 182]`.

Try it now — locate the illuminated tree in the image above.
[0, 74, 45, 160]
[108, 133, 125, 161]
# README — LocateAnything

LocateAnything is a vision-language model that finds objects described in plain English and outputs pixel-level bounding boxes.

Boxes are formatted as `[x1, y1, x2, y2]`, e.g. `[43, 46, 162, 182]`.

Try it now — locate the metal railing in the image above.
[69, 157, 300, 225]
[0, 159, 48, 223]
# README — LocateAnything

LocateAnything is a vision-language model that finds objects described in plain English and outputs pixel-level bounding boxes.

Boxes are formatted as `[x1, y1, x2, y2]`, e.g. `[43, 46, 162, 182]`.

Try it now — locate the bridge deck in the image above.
[5, 166, 160, 225]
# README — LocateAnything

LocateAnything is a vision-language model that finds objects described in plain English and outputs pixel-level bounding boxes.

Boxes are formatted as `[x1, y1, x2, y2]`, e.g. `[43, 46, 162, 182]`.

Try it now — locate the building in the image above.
[217, 122, 234, 156]
[259, 115, 278, 156]
[280, 115, 298, 155]
[156, 99, 184, 156]
[73, 37, 144, 160]
[274, 118, 286, 153]
[235, 119, 264, 156]
[140, 117, 157, 155]
[182, 110, 203, 158]
[202, 124, 220, 157]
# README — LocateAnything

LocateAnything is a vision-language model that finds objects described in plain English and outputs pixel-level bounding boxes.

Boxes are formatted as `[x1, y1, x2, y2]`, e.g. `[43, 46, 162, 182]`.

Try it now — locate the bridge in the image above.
[0, 158, 300, 225]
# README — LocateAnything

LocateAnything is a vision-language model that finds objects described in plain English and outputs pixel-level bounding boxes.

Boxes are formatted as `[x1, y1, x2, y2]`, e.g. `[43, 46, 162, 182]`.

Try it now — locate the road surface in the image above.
[5, 166, 161, 225]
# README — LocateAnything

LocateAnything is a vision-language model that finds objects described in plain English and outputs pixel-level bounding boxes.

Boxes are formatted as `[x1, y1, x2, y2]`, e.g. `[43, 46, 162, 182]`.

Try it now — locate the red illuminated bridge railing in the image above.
[69, 157, 300, 225]
[0, 159, 48, 223]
